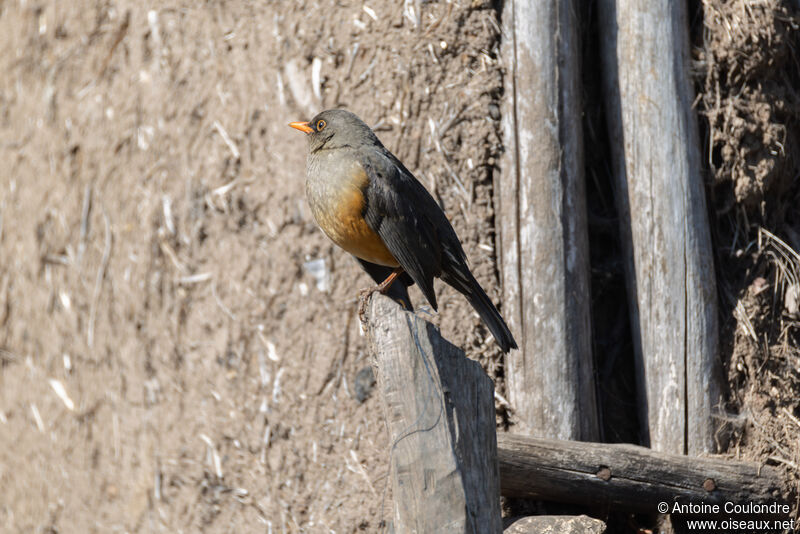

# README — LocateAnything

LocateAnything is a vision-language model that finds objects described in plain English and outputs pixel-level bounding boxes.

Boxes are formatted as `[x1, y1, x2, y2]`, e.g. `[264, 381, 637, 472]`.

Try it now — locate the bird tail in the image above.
[441, 268, 518, 353]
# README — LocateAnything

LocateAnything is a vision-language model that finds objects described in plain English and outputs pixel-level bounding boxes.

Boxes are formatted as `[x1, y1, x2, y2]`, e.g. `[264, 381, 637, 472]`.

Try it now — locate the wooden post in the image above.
[367, 295, 502, 533]
[598, 0, 721, 454]
[499, 0, 598, 440]
[498, 434, 785, 512]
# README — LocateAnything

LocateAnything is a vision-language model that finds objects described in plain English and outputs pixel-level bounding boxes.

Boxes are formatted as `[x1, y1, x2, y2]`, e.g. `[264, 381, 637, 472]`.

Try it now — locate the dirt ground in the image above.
[1, 0, 798, 533]
[0, 1, 504, 532]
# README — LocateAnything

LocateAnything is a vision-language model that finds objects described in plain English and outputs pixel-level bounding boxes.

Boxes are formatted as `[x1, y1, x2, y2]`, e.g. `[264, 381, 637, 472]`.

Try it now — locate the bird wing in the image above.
[358, 149, 453, 310]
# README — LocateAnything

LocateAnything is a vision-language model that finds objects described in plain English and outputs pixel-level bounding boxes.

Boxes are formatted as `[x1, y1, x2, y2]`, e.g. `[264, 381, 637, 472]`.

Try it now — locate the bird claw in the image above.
[358, 267, 403, 324]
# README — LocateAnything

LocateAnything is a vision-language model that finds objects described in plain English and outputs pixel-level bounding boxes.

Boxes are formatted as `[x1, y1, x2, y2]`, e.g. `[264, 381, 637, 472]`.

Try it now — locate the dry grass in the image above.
[695, 0, 800, 509]
[699, 0, 799, 214]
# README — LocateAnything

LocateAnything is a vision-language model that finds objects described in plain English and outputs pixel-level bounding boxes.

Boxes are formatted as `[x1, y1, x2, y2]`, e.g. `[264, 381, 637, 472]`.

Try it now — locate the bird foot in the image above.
[357, 267, 403, 324]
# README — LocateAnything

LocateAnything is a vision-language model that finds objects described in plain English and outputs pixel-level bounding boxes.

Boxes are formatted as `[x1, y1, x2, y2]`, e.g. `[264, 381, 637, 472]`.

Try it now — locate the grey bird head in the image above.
[289, 109, 381, 152]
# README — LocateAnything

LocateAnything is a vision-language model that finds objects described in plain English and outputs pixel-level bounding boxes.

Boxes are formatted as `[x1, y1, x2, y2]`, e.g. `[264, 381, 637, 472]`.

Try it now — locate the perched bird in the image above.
[290, 109, 517, 353]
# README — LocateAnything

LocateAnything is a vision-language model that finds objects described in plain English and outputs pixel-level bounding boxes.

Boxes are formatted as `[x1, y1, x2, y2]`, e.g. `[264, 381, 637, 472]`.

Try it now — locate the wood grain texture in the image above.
[498, 0, 597, 440]
[498, 434, 784, 512]
[367, 294, 502, 533]
[598, 0, 721, 454]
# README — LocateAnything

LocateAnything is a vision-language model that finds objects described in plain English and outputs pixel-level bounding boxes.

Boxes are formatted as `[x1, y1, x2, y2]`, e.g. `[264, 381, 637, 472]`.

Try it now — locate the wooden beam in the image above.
[499, 0, 598, 440]
[498, 434, 784, 513]
[598, 0, 721, 454]
[367, 294, 502, 533]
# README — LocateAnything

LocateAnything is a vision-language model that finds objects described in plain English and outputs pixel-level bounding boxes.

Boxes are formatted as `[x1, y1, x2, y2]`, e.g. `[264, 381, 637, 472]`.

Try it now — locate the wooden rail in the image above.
[365, 296, 787, 533]
[498, 434, 784, 512]
[598, 0, 721, 454]
[498, 0, 598, 440]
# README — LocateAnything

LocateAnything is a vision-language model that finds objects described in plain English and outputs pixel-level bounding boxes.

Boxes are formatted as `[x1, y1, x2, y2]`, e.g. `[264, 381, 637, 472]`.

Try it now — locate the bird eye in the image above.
[316, 119, 326, 131]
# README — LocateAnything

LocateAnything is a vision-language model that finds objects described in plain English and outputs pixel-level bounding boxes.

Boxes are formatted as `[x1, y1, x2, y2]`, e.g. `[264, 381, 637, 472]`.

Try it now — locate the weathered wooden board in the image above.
[498, 434, 784, 512]
[597, 0, 721, 454]
[368, 294, 502, 533]
[499, 0, 597, 440]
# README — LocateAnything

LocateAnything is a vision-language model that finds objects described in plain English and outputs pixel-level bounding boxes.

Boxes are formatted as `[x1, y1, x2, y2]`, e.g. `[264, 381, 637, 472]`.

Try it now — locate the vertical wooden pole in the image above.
[598, 0, 720, 454]
[499, 0, 598, 440]
[368, 295, 502, 533]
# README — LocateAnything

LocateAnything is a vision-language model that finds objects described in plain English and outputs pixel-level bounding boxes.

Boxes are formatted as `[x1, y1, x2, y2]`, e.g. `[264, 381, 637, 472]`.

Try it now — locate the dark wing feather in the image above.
[359, 150, 446, 310]
[376, 148, 469, 268]
[357, 145, 518, 352]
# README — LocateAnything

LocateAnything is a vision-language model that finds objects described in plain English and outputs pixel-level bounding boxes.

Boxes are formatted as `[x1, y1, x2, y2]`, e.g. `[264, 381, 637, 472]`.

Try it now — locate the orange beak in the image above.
[289, 121, 314, 134]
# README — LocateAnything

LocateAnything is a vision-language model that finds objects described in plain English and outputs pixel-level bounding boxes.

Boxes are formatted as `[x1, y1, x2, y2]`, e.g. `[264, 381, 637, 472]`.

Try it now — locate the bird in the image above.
[289, 109, 517, 353]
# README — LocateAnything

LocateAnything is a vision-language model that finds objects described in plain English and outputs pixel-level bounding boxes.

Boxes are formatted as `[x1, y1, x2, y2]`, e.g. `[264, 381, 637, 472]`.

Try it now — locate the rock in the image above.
[503, 515, 606, 534]
[353, 366, 376, 403]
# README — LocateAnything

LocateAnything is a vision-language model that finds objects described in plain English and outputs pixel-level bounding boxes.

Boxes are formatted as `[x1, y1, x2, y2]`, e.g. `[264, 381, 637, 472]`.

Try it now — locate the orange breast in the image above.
[327, 188, 398, 266]
[308, 165, 398, 267]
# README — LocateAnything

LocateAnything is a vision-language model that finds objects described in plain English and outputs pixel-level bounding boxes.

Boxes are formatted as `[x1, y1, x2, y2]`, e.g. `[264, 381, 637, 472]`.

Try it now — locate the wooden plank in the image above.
[498, 0, 597, 440]
[498, 434, 784, 513]
[597, 0, 721, 454]
[367, 294, 502, 533]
